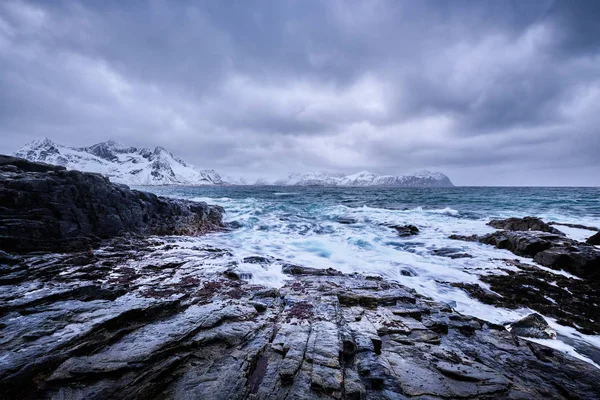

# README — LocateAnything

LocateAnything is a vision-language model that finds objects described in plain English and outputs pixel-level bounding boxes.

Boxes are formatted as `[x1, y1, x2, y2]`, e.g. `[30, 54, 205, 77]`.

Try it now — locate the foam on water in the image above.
[140, 185, 600, 366]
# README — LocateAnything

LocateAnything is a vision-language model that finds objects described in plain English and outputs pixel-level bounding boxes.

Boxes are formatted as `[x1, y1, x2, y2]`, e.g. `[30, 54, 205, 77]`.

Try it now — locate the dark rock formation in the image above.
[488, 216, 563, 234]
[587, 232, 600, 246]
[533, 244, 600, 280]
[449, 259, 600, 335]
[433, 247, 474, 259]
[508, 313, 556, 339]
[480, 231, 558, 257]
[0, 155, 224, 253]
[337, 217, 358, 225]
[1, 238, 599, 399]
[451, 230, 600, 281]
[389, 224, 420, 237]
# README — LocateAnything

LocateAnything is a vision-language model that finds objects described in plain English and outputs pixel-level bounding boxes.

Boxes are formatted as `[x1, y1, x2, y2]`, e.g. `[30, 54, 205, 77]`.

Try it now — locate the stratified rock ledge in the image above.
[451, 217, 600, 281]
[0, 238, 599, 399]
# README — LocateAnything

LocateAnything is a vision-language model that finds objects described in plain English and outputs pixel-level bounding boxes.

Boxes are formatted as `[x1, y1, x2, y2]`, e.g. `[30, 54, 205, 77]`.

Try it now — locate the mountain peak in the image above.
[14, 138, 223, 186]
[25, 137, 60, 149]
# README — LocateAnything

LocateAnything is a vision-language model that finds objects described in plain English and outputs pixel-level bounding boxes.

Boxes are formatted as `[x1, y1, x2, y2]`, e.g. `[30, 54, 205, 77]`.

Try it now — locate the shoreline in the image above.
[1, 155, 600, 398]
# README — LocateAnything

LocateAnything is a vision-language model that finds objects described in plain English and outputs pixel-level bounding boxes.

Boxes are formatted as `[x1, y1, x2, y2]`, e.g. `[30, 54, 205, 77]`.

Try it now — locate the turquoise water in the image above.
[146, 186, 600, 222]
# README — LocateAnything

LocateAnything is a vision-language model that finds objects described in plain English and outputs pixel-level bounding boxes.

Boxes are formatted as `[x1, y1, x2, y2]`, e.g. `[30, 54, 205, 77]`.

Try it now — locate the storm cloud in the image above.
[1, 0, 599, 185]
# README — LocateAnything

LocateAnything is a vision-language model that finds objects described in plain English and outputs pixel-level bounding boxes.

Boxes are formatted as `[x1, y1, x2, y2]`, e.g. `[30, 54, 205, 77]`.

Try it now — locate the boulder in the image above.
[389, 224, 420, 237]
[587, 232, 600, 246]
[508, 313, 556, 339]
[534, 246, 600, 281]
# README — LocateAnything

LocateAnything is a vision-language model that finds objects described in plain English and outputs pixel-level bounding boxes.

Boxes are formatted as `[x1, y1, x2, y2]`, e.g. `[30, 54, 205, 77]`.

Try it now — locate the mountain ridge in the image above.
[14, 138, 454, 187]
[14, 138, 222, 186]
[270, 170, 454, 187]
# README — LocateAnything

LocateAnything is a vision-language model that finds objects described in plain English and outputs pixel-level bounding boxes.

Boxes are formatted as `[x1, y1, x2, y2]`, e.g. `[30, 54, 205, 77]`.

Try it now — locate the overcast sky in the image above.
[1, 0, 599, 185]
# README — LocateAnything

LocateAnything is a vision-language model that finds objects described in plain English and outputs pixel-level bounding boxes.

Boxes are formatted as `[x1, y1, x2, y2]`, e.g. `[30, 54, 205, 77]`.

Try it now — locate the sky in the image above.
[0, 0, 599, 186]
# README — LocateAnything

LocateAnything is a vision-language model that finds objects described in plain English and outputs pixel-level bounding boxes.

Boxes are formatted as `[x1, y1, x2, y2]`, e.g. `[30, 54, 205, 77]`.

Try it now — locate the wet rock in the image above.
[550, 221, 599, 232]
[448, 233, 479, 242]
[451, 228, 600, 281]
[389, 224, 420, 237]
[488, 216, 563, 234]
[400, 267, 418, 277]
[281, 264, 342, 276]
[1, 239, 600, 399]
[242, 256, 272, 265]
[433, 247, 473, 259]
[587, 232, 600, 246]
[459, 259, 600, 335]
[223, 268, 253, 281]
[338, 217, 358, 225]
[449, 282, 503, 305]
[533, 245, 600, 281]
[508, 313, 557, 339]
[479, 231, 557, 257]
[225, 220, 244, 229]
[0, 155, 224, 254]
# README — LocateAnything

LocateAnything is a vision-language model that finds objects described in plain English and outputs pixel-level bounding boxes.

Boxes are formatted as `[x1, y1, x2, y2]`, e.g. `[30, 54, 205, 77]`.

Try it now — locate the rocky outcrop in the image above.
[1, 238, 599, 399]
[389, 224, 420, 237]
[450, 226, 600, 281]
[449, 259, 600, 335]
[487, 216, 563, 234]
[0, 155, 224, 253]
[587, 232, 600, 246]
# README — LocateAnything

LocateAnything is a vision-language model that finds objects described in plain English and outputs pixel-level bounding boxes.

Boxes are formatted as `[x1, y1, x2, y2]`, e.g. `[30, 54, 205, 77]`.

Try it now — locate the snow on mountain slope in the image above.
[274, 171, 346, 186]
[14, 138, 223, 186]
[272, 170, 454, 187]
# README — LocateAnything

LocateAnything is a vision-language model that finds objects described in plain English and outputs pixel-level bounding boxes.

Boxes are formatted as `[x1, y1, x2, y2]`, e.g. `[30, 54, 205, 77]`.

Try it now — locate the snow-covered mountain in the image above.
[14, 138, 223, 186]
[273, 172, 345, 186]
[270, 170, 454, 187]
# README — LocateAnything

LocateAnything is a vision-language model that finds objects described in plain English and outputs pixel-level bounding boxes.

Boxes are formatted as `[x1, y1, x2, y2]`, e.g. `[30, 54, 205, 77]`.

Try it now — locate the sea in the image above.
[140, 185, 600, 365]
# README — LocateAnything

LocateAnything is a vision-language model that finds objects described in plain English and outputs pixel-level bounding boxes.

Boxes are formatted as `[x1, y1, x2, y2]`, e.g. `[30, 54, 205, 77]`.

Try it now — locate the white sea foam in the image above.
[524, 337, 600, 369]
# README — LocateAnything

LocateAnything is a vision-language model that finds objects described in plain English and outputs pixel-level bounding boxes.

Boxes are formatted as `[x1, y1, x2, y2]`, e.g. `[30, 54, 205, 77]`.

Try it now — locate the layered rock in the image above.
[1, 238, 599, 399]
[487, 216, 563, 234]
[450, 258, 600, 335]
[0, 155, 224, 253]
[451, 217, 600, 281]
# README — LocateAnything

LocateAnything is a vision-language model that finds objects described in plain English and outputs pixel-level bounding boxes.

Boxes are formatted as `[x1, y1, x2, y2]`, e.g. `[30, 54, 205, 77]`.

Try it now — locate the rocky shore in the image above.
[450, 216, 600, 281]
[0, 155, 224, 253]
[2, 238, 600, 399]
[447, 217, 600, 336]
[1, 157, 600, 399]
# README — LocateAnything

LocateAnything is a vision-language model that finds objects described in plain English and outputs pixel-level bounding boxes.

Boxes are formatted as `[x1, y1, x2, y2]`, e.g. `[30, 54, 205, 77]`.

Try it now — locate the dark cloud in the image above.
[0, 0, 598, 185]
